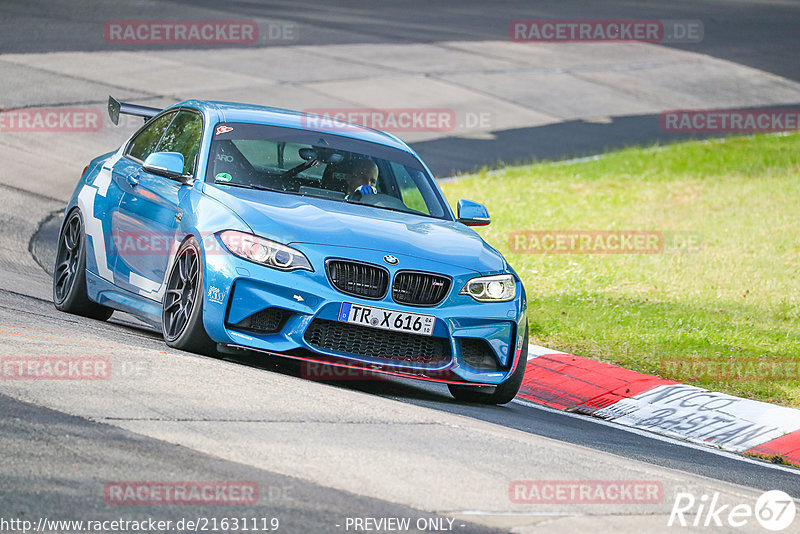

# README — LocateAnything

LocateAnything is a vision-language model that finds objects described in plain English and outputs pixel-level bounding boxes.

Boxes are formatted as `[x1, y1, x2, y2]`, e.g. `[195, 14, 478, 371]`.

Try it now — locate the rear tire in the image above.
[162, 237, 216, 355]
[448, 330, 528, 405]
[52, 210, 114, 321]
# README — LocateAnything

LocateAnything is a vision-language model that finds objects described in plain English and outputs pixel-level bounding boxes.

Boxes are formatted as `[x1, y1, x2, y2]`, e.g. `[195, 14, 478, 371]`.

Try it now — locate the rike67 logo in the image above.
[669, 490, 796, 531]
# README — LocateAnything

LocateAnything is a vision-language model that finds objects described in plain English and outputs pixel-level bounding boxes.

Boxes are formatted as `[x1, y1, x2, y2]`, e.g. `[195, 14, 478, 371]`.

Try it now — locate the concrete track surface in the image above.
[1, 2, 799, 533]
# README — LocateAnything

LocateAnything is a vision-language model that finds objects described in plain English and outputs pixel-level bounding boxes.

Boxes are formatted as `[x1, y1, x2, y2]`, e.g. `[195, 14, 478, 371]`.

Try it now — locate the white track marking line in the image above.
[527, 344, 568, 359]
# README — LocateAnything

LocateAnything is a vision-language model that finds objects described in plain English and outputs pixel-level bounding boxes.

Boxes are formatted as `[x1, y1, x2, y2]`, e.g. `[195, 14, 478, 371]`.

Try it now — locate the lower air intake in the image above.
[304, 319, 450, 367]
[459, 338, 500, 371]
[230, 307, 290, 334]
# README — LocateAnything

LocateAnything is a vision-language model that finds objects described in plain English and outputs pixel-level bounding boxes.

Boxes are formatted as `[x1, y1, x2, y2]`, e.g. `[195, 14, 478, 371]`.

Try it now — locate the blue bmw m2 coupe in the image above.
[53, 97, 527, 404]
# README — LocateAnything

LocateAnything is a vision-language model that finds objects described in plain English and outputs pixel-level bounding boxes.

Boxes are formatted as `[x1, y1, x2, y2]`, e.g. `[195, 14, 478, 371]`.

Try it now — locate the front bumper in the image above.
[201, 242, 527, 385]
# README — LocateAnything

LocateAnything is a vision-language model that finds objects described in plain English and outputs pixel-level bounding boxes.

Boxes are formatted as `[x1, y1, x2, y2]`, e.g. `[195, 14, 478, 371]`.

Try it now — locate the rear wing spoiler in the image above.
[107, 96, 161, 125]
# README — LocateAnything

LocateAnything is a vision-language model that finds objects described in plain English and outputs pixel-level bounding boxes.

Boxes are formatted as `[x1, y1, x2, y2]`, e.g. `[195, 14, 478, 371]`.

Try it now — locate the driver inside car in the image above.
[345, 158, 379, 199]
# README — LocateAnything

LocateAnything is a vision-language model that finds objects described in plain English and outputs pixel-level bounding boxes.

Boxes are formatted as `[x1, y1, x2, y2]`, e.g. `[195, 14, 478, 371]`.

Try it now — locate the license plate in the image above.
[338, 302, 435, 336]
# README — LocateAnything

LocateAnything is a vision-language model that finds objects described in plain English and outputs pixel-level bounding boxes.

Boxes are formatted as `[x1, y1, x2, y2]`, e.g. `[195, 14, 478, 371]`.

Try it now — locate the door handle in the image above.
[127, 173, 139, 187]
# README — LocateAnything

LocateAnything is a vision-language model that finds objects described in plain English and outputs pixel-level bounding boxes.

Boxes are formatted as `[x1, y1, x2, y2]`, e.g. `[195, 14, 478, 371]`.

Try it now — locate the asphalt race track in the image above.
[1, 2, 800, 533]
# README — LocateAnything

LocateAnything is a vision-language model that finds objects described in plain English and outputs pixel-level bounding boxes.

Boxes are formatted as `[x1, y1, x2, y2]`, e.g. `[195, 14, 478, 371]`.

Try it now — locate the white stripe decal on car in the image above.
[129, 271, 163, 298]
[76, 151, 122, 283]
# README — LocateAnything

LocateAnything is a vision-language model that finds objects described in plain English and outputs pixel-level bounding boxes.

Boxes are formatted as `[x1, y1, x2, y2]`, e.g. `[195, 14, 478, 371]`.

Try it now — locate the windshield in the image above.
[205, 123, 449, 219]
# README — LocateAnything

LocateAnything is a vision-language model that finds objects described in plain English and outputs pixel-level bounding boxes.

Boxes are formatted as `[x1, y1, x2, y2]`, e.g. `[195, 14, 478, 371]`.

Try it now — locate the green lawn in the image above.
[440, 133, 800, 407]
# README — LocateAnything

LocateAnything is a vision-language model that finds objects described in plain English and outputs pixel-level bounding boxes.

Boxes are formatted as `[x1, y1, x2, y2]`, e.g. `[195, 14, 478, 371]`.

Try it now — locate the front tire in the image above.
[52, 210, 114, 320]
[448, 330, 528, 405]
[162, 237, 215, 355]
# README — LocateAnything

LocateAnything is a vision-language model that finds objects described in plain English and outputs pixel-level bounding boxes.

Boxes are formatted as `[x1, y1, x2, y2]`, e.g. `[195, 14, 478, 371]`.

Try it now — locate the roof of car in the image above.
[177, 100, 414, 154]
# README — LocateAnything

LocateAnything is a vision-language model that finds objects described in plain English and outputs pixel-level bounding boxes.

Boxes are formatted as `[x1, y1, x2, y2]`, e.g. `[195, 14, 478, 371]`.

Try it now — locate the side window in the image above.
[156, 110, 203, 176]
[127, 112, 176, 162]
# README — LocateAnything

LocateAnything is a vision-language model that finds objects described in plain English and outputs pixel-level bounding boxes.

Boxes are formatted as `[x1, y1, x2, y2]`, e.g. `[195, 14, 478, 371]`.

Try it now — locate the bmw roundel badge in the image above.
[383, 255, 399, 265]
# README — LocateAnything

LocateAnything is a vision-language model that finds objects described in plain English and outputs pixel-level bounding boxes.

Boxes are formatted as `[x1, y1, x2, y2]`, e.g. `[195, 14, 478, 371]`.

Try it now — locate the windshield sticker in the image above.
[214, 172, 232, 182]
[215, 125, 233, 135]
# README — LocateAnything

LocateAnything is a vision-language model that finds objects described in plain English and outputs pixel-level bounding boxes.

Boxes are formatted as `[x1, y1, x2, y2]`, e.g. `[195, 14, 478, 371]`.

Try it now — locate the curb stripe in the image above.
[519, 351, 800, 468]
[518, 354, 675, 410]
[746, 431, 800, 464]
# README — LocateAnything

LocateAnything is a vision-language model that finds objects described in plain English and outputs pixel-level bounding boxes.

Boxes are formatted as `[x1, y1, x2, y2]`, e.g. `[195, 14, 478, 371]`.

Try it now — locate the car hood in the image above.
[205, 185, 506, 273]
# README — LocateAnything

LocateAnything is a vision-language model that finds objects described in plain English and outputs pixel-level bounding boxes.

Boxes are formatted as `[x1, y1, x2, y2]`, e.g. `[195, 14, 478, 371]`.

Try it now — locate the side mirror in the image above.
[142, 152, 186, 180]
[457, 199, 490, 227]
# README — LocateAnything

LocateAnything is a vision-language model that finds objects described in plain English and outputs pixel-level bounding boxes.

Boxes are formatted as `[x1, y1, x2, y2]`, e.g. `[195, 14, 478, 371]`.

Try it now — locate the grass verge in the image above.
[440, 133, 800, 407]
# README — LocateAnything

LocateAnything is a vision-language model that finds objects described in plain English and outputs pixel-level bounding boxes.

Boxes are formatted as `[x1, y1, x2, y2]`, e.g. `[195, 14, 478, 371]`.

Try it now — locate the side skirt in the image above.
[86, 270, 162, 327]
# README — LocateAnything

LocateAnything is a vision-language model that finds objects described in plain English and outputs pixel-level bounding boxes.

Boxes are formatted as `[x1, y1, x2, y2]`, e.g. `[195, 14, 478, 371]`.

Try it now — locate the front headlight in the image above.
[218, 230, 313, 272]
[460, 274, 516, 302]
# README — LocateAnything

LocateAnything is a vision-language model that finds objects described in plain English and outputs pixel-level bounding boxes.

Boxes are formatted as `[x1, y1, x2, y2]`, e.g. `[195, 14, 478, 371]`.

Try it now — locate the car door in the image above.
[112, 109, 203, 300]
[107, 111, 175, 286]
